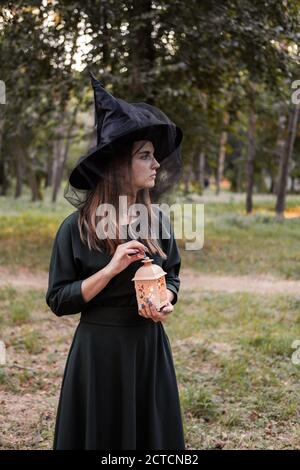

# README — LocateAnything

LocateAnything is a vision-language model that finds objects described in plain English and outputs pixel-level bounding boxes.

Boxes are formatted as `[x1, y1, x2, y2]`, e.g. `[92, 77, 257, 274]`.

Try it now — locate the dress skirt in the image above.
[53, 305, 186, 450]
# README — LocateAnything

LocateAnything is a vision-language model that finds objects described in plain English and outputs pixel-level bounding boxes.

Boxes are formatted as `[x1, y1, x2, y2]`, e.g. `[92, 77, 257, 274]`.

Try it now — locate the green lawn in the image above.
[1, 191, 300, 278]
[167, 289, 300, 449]
[0, 285, 299, 449]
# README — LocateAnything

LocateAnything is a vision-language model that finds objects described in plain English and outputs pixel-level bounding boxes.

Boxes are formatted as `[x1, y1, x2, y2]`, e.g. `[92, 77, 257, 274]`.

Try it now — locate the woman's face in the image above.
[130, 140, 160, 191]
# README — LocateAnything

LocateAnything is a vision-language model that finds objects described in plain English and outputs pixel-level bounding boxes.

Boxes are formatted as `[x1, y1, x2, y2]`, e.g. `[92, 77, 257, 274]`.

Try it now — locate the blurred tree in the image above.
[0, 0, 299, 211]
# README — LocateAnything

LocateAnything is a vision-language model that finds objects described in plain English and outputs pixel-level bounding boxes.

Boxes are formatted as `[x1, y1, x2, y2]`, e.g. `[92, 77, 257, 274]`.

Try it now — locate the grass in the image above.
[0, 286, 43, 326]
[1, 191, 300, 277]
[164, 290, 300, 449]
[0, 284, 299, 449]
[175, 196, 300, 279]
[0, 284, 76, 449]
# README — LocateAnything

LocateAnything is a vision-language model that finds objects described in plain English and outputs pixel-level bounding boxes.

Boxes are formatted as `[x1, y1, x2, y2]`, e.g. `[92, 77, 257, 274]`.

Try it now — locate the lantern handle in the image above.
[141, 256, 154, 264]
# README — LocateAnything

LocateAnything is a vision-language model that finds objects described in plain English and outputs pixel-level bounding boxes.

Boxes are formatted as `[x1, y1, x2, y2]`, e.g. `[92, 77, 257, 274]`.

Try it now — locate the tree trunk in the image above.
[274, 112, 287, 195]
[23, 148, 43, 202]
[51, 26, 79, 202]
[216, 111, 230, 195]
[269, 173, 275, 194]
[291, 176, 295, 193]
[199, 152, 205, 189]
[128, 0, 155, 101]
[27, 163, 41, 202]
[236, 160, 242, 193]
[193, 149, 205, 190]
[275, 103, 300, 217]
[183, 165, 192, 195]
[45, 143, 54, 188]
[246, 107, 256, 213]
[0, 117, 9, 196]
[52, 103, 79, 203]
[14, 151, 23, 198]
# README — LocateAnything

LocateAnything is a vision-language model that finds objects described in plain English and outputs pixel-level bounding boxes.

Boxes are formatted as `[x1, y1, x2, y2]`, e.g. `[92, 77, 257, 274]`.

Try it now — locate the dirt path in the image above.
[181, 269, 300, 296]
[0, 267, 299, 297]
[0, 267, 48, 290]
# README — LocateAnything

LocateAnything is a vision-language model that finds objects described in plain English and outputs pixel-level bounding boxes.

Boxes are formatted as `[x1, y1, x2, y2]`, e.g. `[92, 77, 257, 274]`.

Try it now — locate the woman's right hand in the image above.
[106, 240, 149, 276]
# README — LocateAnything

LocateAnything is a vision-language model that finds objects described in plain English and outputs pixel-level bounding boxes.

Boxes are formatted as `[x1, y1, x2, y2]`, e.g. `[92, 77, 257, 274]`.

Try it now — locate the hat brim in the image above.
[69, 124, 183, 190]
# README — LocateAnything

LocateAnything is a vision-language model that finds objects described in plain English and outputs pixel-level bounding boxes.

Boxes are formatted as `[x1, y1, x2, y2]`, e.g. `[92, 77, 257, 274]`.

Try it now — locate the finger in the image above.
[138, 309, 145, 317]
[146, 307, 160, 322]
[127, 249, 140, 255]
[138, 304, 148, 318]
[127, 241, 149, 253]
[147, 301, 166, 323]
[142, 302, 152, 318]
[126, 248, 146, 261]
[159, 302, 173, 313]
[138, 304, 147, 317]
[128, 253, 146, 263]
[126, 248, 143, 256]
[127, 250, 146, 259]
[147, 301, 161, 320]
[160, 306, 173, 315]
[155, 308, 171, 321]
[144, 304, 166, 322]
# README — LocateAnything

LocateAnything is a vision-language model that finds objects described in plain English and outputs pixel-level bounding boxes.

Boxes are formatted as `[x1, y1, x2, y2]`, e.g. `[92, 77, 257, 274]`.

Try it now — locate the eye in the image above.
[140, 154, 151, 159]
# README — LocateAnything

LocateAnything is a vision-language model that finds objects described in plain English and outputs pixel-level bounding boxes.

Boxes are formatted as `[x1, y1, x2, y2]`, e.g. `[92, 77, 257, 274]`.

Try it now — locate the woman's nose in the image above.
[153, 158, 160, 169]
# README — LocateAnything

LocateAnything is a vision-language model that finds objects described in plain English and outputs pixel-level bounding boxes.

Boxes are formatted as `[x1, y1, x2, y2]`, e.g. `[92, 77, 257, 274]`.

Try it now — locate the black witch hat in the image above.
[64, 71, 184, 208]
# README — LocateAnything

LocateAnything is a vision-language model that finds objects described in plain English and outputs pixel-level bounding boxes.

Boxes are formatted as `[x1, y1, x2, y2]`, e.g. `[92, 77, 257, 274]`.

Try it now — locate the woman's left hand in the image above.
[138, 298, 174, 322]
[159, 301, 174, 316]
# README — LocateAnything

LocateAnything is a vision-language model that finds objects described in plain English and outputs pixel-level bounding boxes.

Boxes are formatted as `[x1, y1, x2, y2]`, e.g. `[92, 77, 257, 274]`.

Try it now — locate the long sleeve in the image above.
[161, 212, 181, 306]
[46, 217, 87, 317]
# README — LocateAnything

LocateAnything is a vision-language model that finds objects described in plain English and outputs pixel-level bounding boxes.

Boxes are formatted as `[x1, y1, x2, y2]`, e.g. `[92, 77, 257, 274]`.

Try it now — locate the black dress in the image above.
[46, 209, 185, 450]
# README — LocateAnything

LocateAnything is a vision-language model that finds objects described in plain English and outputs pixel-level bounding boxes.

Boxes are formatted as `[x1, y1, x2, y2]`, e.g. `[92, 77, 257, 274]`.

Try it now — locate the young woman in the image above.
[46, 73, 185, 450]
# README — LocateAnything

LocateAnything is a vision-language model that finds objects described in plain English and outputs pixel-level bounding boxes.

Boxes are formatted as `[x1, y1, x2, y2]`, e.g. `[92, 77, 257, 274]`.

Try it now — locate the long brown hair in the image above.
[78, 141, 167, 259]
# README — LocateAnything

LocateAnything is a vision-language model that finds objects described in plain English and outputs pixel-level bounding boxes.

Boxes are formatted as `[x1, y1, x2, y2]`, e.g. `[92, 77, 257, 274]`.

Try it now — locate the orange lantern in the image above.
[131, 256, 168, 311]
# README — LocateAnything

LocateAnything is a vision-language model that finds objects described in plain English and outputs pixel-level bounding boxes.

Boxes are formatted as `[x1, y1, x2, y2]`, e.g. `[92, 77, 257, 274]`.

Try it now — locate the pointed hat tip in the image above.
[87, 69, 105, 88]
